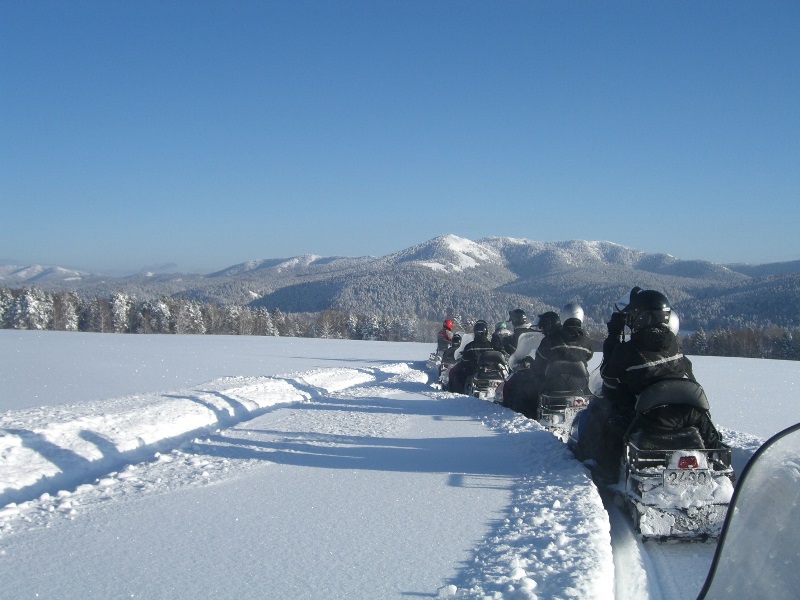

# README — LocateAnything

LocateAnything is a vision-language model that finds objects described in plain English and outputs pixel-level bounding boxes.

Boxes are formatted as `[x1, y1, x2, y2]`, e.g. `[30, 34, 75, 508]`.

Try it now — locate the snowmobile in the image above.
[438, 334, 472, 391]
[429, 332, 463, 375]
[494, 331, 542, 401]
[536, 360, 592, 439]
[568, 378, 735, 541]
[506, 331, 543, 372]
[426, 351, 441, 371]
[465, 350, 510, 400]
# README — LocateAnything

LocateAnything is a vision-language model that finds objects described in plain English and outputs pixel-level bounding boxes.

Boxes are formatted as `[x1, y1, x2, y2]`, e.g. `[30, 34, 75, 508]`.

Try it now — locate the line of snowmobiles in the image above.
[429, 331, 736, 541]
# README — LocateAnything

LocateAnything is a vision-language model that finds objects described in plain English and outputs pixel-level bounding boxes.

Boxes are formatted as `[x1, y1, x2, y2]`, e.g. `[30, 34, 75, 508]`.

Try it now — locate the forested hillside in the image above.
[3, 235, 799, 337]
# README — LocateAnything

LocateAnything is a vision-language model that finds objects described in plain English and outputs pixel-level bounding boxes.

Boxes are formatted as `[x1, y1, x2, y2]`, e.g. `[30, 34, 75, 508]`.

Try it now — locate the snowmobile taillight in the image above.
[678, 456, 699, 469]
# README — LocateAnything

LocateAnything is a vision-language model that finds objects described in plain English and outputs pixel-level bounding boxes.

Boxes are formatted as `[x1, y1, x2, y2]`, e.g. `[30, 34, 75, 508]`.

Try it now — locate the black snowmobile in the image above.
[569, 378, 735, 540]
[465, 350, 509, 400]
[536, 360, 592, 439]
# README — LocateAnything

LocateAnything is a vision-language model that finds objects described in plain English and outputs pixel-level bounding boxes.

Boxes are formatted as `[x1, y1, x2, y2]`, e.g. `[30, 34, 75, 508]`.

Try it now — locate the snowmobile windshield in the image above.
[614, 291, 632, 313]
[697, 422, 800, 600]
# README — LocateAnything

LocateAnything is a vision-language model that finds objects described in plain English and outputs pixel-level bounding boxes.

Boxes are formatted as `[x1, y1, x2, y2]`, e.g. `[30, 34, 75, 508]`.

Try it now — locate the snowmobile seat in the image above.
[540, 360, 590, 395]
[634, 378, 710, 414]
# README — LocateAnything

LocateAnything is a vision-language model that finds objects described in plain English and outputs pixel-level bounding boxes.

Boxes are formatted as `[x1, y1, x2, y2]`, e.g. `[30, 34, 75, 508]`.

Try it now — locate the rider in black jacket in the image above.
[502, 305, 593, 417]
[449, 321, 493, 394]
[532, 303, 594, 385]
[503, 309, 534, 355]
[595, 288, 722, 480]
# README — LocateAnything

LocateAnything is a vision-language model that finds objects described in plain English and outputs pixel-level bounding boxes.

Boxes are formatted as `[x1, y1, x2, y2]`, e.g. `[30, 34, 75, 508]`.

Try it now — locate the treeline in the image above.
[3, 286, 799, 361]
[681, 326, 800, 361]
[0, 287, 428, 341]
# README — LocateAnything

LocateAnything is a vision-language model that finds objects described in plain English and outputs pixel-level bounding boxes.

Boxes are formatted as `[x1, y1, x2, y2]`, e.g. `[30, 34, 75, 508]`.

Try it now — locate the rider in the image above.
[491, 321, 512, 353]
[449, 320, 493, 394]
[436, 318, 453, 356]
[503, 309, 534, 355]
[595, 287, 721, 480]
[440, 333, 463, 367]
[532, 304, 594, 388]
[500, 310, 562, 417]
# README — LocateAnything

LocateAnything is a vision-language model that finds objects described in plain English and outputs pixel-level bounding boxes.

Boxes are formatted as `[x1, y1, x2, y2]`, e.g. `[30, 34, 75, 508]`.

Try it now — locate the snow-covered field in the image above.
[1, 330, 798, 599]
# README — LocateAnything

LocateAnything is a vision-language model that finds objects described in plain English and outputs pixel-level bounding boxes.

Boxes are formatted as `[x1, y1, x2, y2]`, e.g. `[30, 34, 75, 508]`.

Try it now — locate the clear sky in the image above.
[2, 1, 798, 275]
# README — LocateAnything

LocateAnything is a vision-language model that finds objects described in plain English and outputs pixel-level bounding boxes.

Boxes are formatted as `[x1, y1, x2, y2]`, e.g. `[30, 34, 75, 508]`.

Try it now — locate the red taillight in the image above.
[678, 456, 699, 469]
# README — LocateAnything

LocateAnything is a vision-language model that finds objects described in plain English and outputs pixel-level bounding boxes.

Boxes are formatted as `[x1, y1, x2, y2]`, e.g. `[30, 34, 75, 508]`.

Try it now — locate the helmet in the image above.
[626, 289, 671, 332]
[560, 302, 584, 325]
[508, 309, 528, 327]
[473, 320, 489, 339]
[451, 333, 463, 347]
[668, 311, 680, 336]
[443, 319, 453, 331]
[495, 321, 509, 332]
[534, 311, 561, 334]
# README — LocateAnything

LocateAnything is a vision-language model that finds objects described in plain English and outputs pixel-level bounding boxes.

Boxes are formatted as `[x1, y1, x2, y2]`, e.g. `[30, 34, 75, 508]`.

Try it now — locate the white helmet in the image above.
[668, 311, 680, 335]
[560, 302, 584, 325]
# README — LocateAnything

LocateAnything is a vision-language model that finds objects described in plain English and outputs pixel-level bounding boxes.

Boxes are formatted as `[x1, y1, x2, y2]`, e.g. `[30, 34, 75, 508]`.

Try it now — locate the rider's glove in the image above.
[606, 311, 625, 335]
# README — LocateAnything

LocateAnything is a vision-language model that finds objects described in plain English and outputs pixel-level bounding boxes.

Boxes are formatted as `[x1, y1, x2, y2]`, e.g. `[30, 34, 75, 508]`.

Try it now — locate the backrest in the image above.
[634, 378, 710, 414]
[541, 360, 590, 394]
[478, 350, 507, 367]
[628, 425, 705, 451]
[544, 360, 589, 379]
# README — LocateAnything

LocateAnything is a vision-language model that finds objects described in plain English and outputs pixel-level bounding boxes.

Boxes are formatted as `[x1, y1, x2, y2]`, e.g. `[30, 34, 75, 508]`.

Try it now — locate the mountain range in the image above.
[3, 235, 799, 331]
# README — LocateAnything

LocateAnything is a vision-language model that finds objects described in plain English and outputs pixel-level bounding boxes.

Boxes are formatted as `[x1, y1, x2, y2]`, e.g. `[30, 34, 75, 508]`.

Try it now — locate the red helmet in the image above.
[443, 319, 453, 330]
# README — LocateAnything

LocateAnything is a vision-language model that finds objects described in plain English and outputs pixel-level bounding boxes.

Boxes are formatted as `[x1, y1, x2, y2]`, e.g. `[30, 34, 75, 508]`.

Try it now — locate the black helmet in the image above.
[534, 311, 561, 334]
[451, 333, 462, 347]
[508, 309, 528, 328]
[626, 289, 671, 332]
[473, 320, 489, 339]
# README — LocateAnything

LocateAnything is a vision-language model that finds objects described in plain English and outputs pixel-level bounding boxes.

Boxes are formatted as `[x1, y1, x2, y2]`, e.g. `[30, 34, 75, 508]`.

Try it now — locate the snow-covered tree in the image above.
[202, 302, 226, 334]
[82, 296, 112, 332]
[252, 307, 278, 336]
[175, 299, 206, 334]
[685, 327, 708, 356]
[271, 308, 292, 336]
[110, 292, 134, 333]
[146, 298, 173, 333]
[52, 291, 80, 331]
[0, 288, 13, 328]
[222, 305, 254, 335]
[7, 288, 53, 330]
[346, 313, 360, 340]
[360, 314, 381, 341]
[777, 331, 796, 360]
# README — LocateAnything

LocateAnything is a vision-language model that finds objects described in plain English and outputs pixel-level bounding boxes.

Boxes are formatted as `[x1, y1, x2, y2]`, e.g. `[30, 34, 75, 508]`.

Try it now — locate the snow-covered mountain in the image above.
[386, 234, 506, 273]
[0, 264, 88, 283]
[3, 235, 800, 330]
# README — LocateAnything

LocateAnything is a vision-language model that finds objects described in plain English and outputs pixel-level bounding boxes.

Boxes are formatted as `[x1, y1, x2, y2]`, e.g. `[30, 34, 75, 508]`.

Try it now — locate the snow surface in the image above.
[0, 330, 798, 599]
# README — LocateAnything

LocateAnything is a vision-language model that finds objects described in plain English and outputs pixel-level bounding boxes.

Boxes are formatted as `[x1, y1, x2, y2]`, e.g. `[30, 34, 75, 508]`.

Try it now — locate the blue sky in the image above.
[2, 1, 798, 275]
